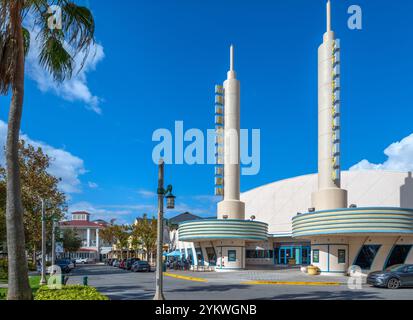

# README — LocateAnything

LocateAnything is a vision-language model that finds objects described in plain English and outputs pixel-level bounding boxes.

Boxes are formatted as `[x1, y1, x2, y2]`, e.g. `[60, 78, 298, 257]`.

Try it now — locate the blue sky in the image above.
[1, 0, 413, 224]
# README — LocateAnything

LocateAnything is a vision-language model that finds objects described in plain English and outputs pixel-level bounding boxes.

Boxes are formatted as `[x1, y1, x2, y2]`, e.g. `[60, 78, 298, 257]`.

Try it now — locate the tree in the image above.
[0, 141, 67, 265]
[61, 229, 81, 254]
[0, 1, 95, 300]
[134, 214, 157, 263]
[129, 224, 143, 258]
[99, 224, 115, 256]
[112, 225, 130, 259]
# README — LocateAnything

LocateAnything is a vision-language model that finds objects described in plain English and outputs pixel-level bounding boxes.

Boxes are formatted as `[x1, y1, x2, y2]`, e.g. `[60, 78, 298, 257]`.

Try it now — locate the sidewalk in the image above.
[165, 269, 349, 285]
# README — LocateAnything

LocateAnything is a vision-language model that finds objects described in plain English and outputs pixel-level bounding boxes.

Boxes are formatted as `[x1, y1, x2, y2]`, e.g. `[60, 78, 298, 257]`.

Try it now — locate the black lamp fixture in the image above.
[162, 185, 176, 210]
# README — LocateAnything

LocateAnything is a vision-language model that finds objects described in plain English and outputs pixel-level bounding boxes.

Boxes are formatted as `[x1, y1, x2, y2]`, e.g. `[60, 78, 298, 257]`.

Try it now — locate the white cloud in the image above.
[137, 189, 157, 198]
[351, 133, 413, 172]
[24, 18, 105, 114]
[0, 120, 86, 194]
[88, 182, 99, 189]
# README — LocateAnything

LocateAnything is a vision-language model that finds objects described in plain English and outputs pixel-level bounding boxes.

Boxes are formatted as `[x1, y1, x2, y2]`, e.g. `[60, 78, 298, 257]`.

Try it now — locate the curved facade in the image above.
[178, 220, 268, 242]
[241, 171, 413, 237]
[238, 171, 413, 274]
[173, 171, 413, 273]
[292, 208, 413, 238]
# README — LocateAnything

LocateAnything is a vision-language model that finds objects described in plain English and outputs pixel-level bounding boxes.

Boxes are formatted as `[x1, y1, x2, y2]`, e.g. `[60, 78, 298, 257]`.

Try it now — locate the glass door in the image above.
[279, 248, 286, 265]
[279, 247, 293, 265]
[302, 247, 311, 265]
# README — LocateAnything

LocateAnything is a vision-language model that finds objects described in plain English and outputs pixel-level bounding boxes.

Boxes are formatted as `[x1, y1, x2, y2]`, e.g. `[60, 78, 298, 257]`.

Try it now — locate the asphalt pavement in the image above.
[66, 264, 413, 300]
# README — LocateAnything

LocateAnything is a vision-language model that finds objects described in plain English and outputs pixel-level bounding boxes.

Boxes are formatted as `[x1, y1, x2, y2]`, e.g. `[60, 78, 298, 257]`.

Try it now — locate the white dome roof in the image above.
[241, 171, 413, 237]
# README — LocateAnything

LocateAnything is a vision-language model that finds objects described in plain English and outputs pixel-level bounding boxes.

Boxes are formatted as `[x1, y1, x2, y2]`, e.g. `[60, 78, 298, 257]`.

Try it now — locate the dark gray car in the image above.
[367, 264, 413, 289]
[131, 261, 151, 272]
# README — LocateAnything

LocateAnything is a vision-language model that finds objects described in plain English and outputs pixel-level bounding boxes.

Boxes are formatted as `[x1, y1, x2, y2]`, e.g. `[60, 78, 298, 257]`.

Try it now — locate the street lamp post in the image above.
[51, 219, 57, 266]
[40, 199, 47, 285]
[153, 159, 176, 301]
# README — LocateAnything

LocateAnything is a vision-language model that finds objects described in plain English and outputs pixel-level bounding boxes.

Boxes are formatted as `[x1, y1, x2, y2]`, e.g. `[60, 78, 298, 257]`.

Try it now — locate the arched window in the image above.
[385, 245, 412, 270]
[354, 245, 381, 270]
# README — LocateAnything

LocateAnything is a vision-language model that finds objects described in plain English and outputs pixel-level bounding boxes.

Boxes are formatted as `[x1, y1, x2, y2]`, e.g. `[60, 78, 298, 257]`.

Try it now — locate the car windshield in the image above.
[385, 264, 404, 272]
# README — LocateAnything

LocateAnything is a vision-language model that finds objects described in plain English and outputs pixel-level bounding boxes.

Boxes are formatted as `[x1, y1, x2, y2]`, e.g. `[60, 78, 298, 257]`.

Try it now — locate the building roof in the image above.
[78, 248, 98, 252]
[168, 212, 202, 225]
[241, 170, 413, 236]
[93, 219, 111, 227]
[60, 220, 103, 228]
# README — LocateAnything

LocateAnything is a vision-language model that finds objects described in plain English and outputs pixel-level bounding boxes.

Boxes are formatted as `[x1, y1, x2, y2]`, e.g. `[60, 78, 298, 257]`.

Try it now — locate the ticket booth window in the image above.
[228, 250, 237, 262]
[338, 249, 346, 264]
[313, 250, 320, 263]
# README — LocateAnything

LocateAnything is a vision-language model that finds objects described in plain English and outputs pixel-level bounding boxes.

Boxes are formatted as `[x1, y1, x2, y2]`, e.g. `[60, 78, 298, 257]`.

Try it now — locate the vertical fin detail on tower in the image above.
[215, 84, 225, 197]
[331, 39, 341, 183]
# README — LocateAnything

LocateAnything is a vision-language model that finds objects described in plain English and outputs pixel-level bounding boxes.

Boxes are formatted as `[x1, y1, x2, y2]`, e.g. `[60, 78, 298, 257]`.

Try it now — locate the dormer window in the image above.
[71, 212, 90, 222]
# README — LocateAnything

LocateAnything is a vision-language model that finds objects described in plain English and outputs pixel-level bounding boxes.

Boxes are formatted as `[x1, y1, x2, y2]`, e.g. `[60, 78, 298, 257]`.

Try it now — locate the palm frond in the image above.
[22, 27, 30, 57]
[60, 2, 95, 70]
[0, 0, 96, 91]
[61, 2, 95, 51]
[38, 31, 73, 82]
[0, 31, 17, 94]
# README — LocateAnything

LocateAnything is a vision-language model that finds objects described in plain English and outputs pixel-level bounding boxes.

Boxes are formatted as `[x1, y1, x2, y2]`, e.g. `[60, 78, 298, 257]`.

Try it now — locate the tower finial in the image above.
[327, 0, 331, 32]
[230, 44, 234, 71]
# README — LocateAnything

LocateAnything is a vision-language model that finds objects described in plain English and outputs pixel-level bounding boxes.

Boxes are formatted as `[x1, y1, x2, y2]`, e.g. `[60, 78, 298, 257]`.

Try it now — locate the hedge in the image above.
[35, 285, 109, 300]
[0, 259, 7, 281]
[0, 288, 6, 300]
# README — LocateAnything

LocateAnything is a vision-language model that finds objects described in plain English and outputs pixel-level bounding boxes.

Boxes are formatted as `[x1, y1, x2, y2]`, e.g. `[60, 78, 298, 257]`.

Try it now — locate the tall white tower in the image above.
[312, 0, 348, 211]
[217, 45, 246, 220]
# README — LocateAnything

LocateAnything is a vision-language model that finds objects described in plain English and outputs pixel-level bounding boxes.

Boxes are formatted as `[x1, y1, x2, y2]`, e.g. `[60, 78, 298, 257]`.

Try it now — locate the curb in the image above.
[164, 273, 208, 283]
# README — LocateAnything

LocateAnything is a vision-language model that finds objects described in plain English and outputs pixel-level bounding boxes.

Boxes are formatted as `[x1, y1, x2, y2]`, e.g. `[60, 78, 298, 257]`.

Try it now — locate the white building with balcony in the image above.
[60, 211, 112, 262]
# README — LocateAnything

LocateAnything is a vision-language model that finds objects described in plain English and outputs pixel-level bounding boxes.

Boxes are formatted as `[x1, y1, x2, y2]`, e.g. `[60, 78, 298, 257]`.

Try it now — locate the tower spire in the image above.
[327, 0, 331, 32]
[228, 44, 236, 79]
[230, 44, 234, 71]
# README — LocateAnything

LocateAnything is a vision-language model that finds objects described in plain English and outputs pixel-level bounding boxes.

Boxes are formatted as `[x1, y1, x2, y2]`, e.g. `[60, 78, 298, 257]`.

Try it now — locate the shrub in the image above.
[35, 285, 109, 300]
[0, 288, 6, 300]
[0, 259, 7, 281]
[28, 261, 37, 272]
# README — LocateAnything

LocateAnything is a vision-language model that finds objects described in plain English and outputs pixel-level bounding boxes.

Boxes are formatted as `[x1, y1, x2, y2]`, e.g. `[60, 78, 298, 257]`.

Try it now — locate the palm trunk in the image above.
[5, 1, 32, 300]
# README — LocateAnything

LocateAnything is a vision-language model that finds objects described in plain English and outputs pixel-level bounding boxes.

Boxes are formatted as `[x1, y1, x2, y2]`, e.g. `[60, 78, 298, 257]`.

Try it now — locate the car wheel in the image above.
[387, 278, 401, 289]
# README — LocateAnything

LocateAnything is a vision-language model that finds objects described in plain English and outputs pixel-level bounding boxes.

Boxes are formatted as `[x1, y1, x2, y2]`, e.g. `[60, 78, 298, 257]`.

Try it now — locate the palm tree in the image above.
[0, 0, 95, 300]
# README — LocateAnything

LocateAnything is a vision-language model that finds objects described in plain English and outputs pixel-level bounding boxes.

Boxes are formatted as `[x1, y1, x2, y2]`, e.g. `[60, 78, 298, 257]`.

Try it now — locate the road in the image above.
[67, 264, 413, 300]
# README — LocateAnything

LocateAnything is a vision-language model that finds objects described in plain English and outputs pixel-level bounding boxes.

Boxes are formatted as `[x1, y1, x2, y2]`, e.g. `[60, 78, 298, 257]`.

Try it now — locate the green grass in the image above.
[0, 275, 47, 300]
[0, 276, 108, 300]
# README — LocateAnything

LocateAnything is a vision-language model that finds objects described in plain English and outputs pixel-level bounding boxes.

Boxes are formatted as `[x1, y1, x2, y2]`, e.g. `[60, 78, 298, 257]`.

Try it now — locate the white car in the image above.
[75, 258, 88, 264]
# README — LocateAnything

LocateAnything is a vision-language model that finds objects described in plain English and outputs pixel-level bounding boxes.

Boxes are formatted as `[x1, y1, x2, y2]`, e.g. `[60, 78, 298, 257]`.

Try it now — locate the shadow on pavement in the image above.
[253, 290, 382, 300]
[95, 285, 155, 300]
[169, 284, 252, 293]
[71, 265, 129, 276]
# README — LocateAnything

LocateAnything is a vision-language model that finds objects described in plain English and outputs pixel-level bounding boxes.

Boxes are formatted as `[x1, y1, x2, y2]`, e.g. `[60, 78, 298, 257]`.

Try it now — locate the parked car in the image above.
[48, 260, 72, 274]
[57, 259, 75, 270]
[119, 259, 126, 269]
[125, 258, 140, 270]
[76, 258, 88, 264]
[131, 261, 151, 272]
[367, 264, 413, 289]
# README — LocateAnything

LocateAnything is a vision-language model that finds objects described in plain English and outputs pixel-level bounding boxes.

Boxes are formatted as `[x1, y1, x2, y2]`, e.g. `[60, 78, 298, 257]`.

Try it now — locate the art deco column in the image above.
[217, 45, 246, 220]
